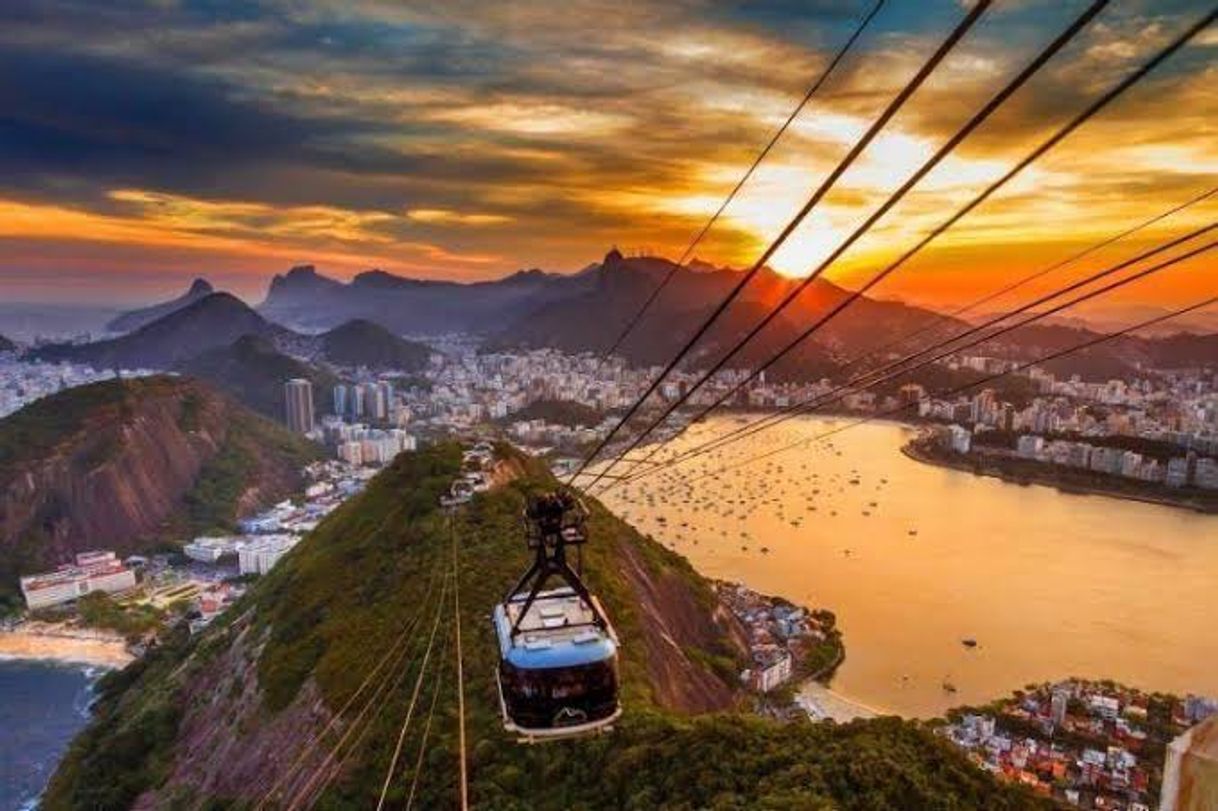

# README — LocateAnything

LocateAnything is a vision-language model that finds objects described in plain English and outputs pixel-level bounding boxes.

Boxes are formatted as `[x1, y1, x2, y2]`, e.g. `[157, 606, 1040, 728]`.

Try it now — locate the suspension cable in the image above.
[587, 0, 1111, 489]
[600, 0, 887, 359]
[257, 543, 445, 810]
[404, 621, 454, 811]
[285, 552, 447, 810]
[678, 294, 1218, 487]
[596, 5, 1216, 487]
[452, 509, 470, 811]
[567, 0, 994, 487]
[377, 573, 452, 810]
[608, 222, 1217, 489]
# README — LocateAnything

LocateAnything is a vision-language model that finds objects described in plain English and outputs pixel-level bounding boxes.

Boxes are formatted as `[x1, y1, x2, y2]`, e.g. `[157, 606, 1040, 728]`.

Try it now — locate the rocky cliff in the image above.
[0, 376, 319, 598]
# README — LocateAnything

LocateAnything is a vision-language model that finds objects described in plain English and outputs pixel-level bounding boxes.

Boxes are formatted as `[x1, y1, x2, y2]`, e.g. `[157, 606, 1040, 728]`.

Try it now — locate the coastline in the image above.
[901, 436, 1218, 515]
[0, 627, 133, 669]
[796, 680, 882, 723]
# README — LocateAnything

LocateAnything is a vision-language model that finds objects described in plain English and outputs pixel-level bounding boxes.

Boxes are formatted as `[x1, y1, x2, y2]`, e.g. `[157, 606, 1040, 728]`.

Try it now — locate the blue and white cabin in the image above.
[493, 586, 621, 742]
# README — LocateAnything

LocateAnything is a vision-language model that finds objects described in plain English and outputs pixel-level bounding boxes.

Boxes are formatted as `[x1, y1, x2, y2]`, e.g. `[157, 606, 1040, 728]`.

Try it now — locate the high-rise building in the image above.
[378, 380, 395, 420]
[1050, 688, 1069, 725]
[365, 381, 388, 422]
[285, 378, 315, 434]
[333, 384, 349, 418]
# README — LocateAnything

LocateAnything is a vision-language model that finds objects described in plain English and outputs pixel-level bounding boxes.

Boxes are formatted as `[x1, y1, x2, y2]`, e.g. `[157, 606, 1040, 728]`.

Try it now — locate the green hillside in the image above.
[44, 445, 1047, 810]
[320, 319, 431, 370]
[176, 334, 339, 421]
[500, 398, 605, 427]
[0, 377, 321, 608]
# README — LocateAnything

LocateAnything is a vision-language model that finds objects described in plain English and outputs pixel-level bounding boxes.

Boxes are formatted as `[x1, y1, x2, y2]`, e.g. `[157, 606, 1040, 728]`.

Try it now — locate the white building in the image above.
[752, 651, 793, 693]
[183, 536, 244, 563]
[20, 551, 137, 610]
[285, 378, 315, 434]
[238, 535, 299, 576]
[947, 424, 972, 454]
[1016, 435, 1044, 459]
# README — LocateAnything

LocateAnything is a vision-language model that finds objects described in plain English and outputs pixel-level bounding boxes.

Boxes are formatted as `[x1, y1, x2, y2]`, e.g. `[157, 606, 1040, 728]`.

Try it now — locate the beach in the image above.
[0, 625, 133, 669]
[796, 681, 881, 723]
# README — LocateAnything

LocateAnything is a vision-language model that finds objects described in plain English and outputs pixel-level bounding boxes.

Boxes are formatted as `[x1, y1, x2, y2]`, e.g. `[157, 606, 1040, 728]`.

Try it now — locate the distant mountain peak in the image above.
[106, 276, 219, 334]
[504, 268, 552, 283]
[686, 258, 721, 274]
[267, 265, 344, 300]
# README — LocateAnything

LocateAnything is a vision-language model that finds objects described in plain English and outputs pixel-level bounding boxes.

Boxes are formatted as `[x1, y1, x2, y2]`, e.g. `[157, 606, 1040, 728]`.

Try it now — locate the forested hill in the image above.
[45, 445, 1047, 810]
[176, 334, 339, 421]
[0, 376, 319, 609]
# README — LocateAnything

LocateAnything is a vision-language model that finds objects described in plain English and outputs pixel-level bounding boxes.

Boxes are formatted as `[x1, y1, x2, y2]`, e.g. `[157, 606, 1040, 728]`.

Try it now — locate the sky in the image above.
[0, 0, 1214, 312]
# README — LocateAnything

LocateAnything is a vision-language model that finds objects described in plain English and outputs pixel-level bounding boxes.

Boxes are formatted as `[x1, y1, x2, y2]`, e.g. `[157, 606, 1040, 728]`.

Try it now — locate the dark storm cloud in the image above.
[0, 45, 357, 192]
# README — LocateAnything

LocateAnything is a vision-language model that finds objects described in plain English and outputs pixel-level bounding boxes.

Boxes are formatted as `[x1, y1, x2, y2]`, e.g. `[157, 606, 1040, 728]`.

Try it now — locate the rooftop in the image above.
[494, 587, 617, 670]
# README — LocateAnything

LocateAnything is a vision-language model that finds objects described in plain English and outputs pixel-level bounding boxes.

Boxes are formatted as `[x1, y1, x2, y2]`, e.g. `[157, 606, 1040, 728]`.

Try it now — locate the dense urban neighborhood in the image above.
[942, 679, 1218, 810]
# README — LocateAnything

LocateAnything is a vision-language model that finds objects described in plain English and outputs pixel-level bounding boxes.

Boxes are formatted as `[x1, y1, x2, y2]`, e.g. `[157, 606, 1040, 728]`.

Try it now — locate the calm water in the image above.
[0, 661, 97, 809]
[600, 415, 1218, 718]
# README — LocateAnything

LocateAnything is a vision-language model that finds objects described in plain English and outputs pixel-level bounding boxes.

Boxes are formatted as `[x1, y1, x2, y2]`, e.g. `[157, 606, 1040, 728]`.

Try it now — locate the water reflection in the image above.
[600, 415, 1218, 717]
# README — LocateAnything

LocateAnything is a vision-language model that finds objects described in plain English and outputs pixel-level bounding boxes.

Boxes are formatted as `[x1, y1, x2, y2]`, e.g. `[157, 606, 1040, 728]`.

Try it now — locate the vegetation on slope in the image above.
[320, 319, 430, 371]
[45, 445, 1048, 810]
[45, 624, 195, 810]
[0, 333, 14, 352]
[498, 397, 606, 427]
[176, 334, 338, 421]
[0, 377, 320, 607]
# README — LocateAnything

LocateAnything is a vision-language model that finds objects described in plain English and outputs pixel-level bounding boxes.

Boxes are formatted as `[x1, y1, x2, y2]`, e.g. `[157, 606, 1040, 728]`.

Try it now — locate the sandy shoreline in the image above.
[0, 629, 133, 669]
[797, 680, 883, 723]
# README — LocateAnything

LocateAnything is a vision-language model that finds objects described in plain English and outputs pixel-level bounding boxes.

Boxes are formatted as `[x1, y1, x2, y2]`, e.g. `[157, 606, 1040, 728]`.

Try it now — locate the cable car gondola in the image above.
[493, 491, 621, 742]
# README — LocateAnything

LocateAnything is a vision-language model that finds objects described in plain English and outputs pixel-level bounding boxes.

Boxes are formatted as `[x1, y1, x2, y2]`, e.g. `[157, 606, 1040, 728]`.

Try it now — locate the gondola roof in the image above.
[494, 587, 617, 670]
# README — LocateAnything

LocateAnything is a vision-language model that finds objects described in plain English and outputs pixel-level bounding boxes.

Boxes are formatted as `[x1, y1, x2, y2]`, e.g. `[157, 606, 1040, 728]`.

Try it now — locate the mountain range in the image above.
[33, 291, 433, 420]
[37, 255, 1218, 402]
[260, 252, 1218, 382]
[259, 263, 591, 334]
[38, 292, 288, 369]
[252, 252, 971, 378]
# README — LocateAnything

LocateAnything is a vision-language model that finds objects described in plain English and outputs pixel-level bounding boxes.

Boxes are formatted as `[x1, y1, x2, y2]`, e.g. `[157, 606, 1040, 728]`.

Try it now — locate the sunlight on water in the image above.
[599, 415, 1218, 717]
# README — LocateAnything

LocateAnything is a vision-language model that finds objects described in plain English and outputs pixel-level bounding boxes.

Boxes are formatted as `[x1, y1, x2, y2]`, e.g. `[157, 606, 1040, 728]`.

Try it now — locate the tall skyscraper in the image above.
[366, 381, 390, 422]
[285, 379, 315, 434]
[377, 380, 395, 420]
[332, 384, 349, 418]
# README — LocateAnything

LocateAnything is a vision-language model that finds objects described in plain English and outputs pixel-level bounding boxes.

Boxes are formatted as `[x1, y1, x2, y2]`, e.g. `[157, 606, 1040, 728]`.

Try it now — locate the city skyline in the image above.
[1, 0, 1215, 310]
